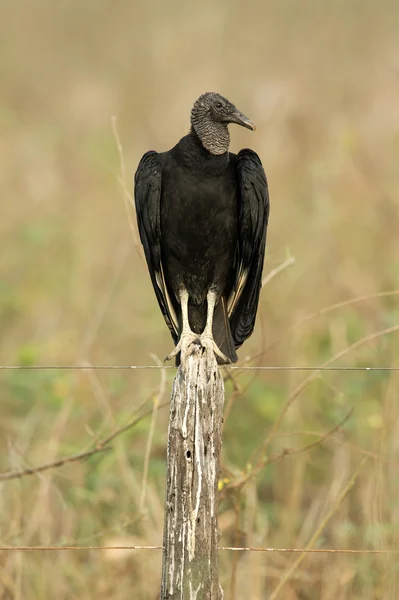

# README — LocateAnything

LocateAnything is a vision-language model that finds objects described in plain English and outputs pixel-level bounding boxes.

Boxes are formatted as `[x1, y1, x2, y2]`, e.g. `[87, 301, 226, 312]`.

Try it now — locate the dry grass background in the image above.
[1, 0, 399, 598]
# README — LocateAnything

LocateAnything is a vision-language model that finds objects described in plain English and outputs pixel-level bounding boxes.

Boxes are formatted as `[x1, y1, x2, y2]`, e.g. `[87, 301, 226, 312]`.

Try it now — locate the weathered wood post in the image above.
[160, 342, 224, 599]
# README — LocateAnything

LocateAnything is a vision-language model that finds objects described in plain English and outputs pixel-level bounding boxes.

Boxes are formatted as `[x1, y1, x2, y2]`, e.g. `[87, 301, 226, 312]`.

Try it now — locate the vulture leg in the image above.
[199, 290, 229, 363]
[166, 288, 198, 362]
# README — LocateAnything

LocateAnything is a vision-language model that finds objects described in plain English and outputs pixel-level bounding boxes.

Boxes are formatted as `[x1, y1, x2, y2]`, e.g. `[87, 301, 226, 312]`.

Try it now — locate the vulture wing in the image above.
[134, 151, 179, 343]
[228, 149, 269, 347]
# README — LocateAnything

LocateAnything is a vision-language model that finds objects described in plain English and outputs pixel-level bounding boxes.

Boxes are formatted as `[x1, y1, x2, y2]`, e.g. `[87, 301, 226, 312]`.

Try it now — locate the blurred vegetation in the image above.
[1, 0, 399, 598]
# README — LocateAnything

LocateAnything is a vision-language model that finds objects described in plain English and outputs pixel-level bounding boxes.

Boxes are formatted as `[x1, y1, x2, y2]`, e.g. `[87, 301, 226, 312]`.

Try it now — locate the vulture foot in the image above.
[199, 334, 230, 364]
[165, 332, 199, 363]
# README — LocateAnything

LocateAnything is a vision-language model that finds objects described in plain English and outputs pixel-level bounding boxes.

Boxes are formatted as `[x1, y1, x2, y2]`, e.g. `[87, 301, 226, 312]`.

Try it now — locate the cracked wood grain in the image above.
[160, 345, 224, 599]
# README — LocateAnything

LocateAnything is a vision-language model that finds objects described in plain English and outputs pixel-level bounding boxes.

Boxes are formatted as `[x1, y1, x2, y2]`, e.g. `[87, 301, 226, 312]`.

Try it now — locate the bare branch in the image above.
[79, 239, 131, 357]
[260, 288, 399, 357]
[262, 254, 295, 287]
[262, 323, 399, 453]
[139, 354, 167, 513]
[223, 409, 353, 495]
[268, 457, 369, 600]
[0, 401, 169, 481]
[111, 115, 145, 265]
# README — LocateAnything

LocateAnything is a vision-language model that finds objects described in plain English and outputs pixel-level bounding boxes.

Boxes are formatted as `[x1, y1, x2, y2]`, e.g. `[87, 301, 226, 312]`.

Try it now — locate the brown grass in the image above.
[1, 0, 399, 598]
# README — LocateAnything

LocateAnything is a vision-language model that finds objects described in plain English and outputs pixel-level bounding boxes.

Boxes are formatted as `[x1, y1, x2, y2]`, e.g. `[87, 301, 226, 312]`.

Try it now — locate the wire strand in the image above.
[1, 364, 397, 558]
[0, 365, 398, 371]
[0, 545, 397, 554]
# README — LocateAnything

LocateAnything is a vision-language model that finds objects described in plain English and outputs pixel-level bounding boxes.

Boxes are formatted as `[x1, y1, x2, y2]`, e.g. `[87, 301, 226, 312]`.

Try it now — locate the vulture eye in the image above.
[215, 101, 223, 109]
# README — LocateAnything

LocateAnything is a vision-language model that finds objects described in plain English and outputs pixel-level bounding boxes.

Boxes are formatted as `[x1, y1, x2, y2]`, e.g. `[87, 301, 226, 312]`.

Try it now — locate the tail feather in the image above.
[212, 297, 238, 364]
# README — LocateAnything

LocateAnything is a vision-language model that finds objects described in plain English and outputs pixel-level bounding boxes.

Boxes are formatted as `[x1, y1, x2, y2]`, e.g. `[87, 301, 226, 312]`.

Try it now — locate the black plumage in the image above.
[134, 92, 269, 365]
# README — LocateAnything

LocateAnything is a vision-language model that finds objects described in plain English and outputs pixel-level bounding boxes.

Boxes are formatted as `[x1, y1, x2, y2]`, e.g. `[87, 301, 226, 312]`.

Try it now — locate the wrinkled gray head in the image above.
[190, 92, 255, 156]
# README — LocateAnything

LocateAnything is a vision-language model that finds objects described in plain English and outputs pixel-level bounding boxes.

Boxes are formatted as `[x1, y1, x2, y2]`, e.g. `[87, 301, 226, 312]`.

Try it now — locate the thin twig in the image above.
[268, 457, 369, 600]
[111, 115, 144, 264]
[273, 429, 379, 459]
[262, 254, 295, 287]
[0, 448, 111, 481]
[260, 323, 399, 457]
[260, 288, 399, 357]
[0, 402, 169, 481]
[79, 239, 132, 357]
[229, 497, 242, 600]
[222, 369, 244, 433]
[139, 354, 167, 513]
[225, 409, 353, 494]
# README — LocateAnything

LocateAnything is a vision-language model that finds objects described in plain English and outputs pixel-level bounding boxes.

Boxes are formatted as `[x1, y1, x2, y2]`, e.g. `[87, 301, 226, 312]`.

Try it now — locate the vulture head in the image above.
[190, 92, 255, 155]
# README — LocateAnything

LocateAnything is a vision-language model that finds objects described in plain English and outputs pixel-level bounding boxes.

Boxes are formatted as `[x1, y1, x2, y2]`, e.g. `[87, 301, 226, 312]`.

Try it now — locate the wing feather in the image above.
[134, 151, 178, 341]
[229, 149, 269, 347]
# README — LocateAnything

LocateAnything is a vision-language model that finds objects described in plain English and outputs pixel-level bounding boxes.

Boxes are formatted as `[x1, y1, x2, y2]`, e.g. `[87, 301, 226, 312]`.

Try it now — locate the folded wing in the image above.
[228, 149, 269, 347]
[134, 151, 178, 343]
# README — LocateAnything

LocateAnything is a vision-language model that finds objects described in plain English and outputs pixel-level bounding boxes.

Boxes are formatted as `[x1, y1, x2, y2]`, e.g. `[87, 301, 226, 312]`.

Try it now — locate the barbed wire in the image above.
[0, 365, 398, 371]
[1, 361, 397, 562]
[0, 544, 397, 554]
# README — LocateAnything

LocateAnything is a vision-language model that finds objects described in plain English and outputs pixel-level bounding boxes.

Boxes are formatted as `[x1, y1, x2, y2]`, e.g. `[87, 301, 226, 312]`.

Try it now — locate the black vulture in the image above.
[134, 92, 269, 365]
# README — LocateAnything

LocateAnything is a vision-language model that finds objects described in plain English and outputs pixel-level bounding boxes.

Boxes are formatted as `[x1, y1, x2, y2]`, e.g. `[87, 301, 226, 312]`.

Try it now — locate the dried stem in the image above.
[139, 355, 167, 513]
[111, 115, 145, 264]
[0, 401, 169, 481]
[224, 409, 353, 495]
[261, 254, 295, 288]
[268, 457, 369, 600]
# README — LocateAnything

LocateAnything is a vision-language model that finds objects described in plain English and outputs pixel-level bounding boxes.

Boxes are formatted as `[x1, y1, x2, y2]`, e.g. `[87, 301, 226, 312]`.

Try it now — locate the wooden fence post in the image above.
[160, 343, 224, 599]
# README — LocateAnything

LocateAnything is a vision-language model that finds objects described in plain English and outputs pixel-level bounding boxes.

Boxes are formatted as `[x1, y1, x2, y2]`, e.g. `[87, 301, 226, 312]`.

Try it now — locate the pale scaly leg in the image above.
[166, 288, 198, 362]
[199, 290, 229, 363]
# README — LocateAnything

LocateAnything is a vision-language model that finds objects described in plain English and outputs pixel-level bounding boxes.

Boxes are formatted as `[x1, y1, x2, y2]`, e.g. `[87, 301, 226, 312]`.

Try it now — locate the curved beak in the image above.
[228, 109, 256, 131]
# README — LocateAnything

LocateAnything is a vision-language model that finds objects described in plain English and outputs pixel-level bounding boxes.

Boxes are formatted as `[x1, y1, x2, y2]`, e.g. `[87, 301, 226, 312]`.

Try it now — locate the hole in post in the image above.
[204, 446, 207, 456]
[186, 450, 191, 459]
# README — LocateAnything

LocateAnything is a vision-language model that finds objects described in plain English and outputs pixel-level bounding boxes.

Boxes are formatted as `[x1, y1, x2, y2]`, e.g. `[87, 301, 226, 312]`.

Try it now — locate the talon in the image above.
[165, 345, 180, 362]
[165, 332, 199, 363]
[199, 334, 230, 364]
